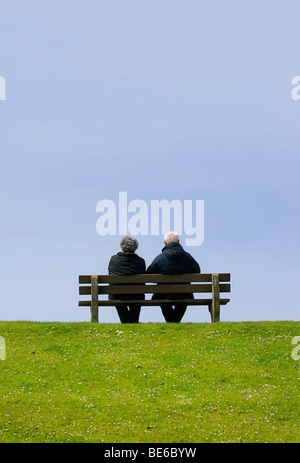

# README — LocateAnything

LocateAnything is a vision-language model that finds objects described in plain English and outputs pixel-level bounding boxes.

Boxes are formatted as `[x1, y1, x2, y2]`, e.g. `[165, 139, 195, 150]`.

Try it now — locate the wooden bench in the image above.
[78, 273, 231, 323]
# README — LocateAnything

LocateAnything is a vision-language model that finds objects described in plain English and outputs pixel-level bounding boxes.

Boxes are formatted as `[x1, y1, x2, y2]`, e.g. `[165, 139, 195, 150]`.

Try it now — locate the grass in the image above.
[0, 320, 299, 443]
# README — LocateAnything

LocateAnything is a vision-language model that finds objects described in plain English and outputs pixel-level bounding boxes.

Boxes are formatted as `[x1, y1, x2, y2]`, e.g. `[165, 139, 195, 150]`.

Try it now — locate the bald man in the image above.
[147, 232, 200, 322]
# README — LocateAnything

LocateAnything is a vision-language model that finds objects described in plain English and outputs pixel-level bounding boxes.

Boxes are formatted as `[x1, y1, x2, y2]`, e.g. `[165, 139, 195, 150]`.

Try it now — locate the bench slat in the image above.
[79, 273, 230, 284]
[78, 298, 230, 307]
[79, 283, 230, 295]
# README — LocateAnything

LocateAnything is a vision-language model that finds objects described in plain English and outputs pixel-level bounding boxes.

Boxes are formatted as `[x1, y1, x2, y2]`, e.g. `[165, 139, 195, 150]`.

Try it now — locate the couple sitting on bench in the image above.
[108, 232, 200, 324]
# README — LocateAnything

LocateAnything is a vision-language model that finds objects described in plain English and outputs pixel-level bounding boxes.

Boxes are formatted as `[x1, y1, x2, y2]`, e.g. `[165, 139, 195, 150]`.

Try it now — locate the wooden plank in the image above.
[79, 275, 92, 284]
[90, 275, 99, 323]
[79, 283, 230, 295]
[79, 298, 230, 307]
[99, 283, 213, 294]
[79, 273, 231, 284]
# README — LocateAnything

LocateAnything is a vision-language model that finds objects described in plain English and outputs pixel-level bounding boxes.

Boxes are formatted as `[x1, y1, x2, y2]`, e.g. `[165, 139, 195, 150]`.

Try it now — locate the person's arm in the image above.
[146, 257, 159, 274]
[108, 257, 113, 274]
[187, 253, 200, 273]
[193, 259, 200, 273]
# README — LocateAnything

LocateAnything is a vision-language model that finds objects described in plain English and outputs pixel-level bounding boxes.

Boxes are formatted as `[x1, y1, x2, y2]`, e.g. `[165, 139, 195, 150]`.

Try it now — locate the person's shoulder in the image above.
[134, 253, 144, 259]
[146, 253, 161, 271]
[184, 249, 197, 259]
[136, 254, 146, 265]
[150, 253, 165, 265]
[183, 250, 200, 271]
[108, 253, 125, 266]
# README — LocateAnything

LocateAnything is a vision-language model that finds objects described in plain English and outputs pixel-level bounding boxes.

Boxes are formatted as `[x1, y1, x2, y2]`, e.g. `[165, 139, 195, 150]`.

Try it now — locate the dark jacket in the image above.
[146, 242, 200, 300]
[108, 252, 146, 276]
[108, 252, 146, 301]
[147, 242, 200, 275]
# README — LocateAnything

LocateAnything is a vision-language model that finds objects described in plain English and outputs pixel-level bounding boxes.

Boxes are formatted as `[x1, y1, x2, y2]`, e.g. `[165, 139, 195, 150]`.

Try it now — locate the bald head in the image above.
[164, 231, 179, 245]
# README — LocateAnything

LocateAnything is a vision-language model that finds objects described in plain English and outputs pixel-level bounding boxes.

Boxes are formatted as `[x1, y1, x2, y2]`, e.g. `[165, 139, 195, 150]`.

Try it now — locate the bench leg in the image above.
[91, 275, 99, 323]
[90, 304, 98, 323]
[210, 273, 220, 322]
[208, 302, 220, 322]
[208, 302, 213, 322]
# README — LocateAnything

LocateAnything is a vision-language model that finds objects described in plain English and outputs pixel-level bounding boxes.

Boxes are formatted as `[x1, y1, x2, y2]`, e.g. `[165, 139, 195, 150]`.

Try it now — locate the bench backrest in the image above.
[79, 273, 231, 296]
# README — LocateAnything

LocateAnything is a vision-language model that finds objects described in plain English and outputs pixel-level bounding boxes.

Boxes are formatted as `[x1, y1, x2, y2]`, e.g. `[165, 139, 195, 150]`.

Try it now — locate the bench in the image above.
[78, 273, 231, 323]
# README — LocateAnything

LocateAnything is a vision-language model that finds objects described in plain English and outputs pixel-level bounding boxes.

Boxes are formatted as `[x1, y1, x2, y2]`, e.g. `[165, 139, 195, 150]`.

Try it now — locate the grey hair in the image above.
[120, 235, 139, 252]
[164, 231, 179, 244]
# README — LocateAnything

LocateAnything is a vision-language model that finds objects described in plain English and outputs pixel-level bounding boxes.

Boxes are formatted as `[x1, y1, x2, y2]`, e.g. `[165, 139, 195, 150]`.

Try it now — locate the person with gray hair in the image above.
[108, 236, 146, 323]
[163, 231, 180, 244]
[119, 235, 139, 252]
[147, 231, 200, 322]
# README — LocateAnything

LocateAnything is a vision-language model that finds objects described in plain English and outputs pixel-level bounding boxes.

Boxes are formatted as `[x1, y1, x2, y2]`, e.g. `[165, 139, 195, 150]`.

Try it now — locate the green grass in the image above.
[0, 321, 299, 443]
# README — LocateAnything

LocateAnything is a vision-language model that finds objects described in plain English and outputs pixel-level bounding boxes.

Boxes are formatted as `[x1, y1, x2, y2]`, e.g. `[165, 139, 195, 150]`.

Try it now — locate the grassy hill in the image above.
[0, 320, 299, 443]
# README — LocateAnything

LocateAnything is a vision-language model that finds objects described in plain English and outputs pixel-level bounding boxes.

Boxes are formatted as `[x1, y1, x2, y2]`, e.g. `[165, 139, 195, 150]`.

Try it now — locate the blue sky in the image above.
[1, 0, 300, 323]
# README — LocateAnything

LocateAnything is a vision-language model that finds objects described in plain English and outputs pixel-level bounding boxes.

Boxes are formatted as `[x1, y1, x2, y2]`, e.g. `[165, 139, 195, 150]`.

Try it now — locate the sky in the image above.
[1, 0, 300, 324]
